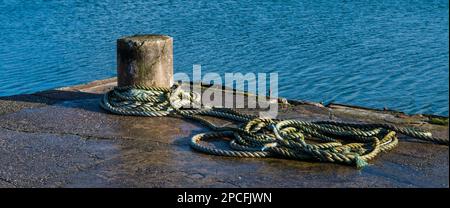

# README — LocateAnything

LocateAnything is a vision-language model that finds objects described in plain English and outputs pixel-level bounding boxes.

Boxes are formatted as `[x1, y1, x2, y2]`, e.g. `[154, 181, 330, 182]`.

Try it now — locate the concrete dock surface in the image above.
[0, 78, 448, 188]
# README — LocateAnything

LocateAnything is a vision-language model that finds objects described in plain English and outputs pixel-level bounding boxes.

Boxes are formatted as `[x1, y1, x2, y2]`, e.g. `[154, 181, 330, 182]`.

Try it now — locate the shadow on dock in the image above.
[0, 78, 448, 188]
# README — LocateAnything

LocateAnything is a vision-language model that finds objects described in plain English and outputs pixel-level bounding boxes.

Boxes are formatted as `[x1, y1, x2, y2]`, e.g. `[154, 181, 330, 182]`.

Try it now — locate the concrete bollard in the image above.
[117, 34, 173, 88]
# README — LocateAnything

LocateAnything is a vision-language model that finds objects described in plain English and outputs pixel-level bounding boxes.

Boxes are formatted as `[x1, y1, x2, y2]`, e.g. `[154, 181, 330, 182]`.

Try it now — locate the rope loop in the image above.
[100, 85, 449, 169]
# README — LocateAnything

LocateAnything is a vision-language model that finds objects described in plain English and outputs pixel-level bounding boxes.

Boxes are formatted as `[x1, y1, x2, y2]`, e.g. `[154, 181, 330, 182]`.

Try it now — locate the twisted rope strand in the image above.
[100, 85, 449, 168]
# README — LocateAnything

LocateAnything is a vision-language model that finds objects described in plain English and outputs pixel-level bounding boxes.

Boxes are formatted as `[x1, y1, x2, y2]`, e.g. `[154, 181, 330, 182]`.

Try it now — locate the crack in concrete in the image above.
[215, 179, 241, 188]
[0, 124, 178, 147]
[0, 125, 119, 141]
[0, 177, 17, 187]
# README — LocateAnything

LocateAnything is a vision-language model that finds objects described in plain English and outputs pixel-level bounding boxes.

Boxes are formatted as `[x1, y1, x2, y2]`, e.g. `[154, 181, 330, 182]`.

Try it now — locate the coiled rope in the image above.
[100, 84, 449, 168]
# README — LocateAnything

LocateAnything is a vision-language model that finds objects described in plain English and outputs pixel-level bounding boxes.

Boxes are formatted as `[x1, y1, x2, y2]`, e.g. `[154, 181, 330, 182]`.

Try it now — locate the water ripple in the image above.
[0, 0, 448, 116]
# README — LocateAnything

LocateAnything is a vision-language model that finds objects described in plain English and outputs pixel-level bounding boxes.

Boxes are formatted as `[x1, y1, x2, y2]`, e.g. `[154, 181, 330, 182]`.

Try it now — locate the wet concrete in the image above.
[0, 78, 448, 187]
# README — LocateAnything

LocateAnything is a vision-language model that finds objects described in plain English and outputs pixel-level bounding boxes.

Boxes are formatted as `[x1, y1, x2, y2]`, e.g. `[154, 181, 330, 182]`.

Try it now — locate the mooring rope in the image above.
[99, 84, 449, 169]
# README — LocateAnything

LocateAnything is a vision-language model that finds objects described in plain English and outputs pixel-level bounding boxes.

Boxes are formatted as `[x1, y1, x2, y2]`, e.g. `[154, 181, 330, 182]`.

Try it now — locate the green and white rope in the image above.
[100, 84, 449, 169]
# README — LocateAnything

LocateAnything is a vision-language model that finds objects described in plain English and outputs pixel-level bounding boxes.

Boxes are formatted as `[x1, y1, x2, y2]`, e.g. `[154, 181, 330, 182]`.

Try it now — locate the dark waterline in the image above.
[0, 0, 448, 116]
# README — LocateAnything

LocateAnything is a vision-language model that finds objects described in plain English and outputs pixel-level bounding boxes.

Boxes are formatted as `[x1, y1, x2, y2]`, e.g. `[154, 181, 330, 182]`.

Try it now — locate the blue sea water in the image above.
[0, 0, 448, 116]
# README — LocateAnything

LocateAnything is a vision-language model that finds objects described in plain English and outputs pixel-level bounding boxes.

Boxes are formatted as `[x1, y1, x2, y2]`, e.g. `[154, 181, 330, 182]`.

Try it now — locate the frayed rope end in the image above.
[355, 156, 368, 169]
